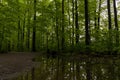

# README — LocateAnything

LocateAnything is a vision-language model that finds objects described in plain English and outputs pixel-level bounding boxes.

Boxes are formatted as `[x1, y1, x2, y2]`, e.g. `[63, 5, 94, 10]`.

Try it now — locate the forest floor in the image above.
[0, 52, 38, 79]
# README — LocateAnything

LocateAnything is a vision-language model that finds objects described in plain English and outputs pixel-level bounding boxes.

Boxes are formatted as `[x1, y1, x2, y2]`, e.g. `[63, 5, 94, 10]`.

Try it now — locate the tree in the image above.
[98, 0, 101, 30]
[113, 0, 119, 47]
[17, 0, 21, 51]
[72, 0, 75, 50]
[61, 0, 65, 51]
[26, 1, 31, 51]
[55, 0, 60, 52]
[75, 0, 79, 44]
[32, 0, 37, 52]
[95, 0, 101, 41]
[107, 0, 112, 30]
[84, 0, 90, 49]
[107, 0, 112, 53]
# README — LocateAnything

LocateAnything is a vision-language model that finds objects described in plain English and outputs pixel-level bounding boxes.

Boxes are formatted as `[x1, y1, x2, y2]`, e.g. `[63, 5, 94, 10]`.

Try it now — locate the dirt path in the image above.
[0, 52, 37, 79]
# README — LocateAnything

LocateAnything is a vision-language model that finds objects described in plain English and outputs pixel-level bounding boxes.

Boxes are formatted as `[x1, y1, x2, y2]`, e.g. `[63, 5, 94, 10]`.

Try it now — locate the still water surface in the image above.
[11, 55, 120, 80]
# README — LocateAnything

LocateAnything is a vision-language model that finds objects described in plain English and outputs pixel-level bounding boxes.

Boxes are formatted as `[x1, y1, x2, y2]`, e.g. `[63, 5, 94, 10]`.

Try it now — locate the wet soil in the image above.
[0, 52, 37, 79]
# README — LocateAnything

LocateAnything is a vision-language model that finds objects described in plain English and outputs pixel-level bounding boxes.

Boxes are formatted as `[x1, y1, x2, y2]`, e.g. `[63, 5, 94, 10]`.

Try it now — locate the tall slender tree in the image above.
[61, 0, 65, 51]
[21, 12, 26, 51]
[113, 0, 119, 46]
[98, 0, 101, 29]
[107, 0, 112, 53]
[72, 0, 75, 49]
[55, 0, 60, 52]
[32, 0, 36, 52]
[68, 0, 71, 45]
[17, 0, 21, 51]
[75, 0, 79, 44]
[95, 0, 101, 41]
[27, 10, 30, 51]
[84, 0, 90, 46]
[107, 0, 112, 30]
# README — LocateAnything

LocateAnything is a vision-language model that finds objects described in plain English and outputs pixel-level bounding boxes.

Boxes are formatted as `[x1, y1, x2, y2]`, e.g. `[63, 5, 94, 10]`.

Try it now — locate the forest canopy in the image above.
[0, 0, 120, 54]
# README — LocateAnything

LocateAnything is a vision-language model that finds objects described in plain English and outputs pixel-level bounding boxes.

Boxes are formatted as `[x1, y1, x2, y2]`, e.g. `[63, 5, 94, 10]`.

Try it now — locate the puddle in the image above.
[8, 55, 120, 80]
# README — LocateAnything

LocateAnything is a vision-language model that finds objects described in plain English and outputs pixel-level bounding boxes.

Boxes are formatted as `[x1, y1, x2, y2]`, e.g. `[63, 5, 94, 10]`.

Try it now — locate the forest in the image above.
[1, 0, 120, 80]
[0, 0, 120, 54]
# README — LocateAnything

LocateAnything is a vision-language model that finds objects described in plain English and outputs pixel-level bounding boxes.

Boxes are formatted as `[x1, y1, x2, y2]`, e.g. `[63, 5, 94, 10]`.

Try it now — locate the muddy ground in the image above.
[0, 52, 38, 79]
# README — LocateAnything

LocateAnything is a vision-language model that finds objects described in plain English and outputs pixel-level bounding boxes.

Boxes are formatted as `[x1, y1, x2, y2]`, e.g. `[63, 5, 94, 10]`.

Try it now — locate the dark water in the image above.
[11, 55, 120, 80]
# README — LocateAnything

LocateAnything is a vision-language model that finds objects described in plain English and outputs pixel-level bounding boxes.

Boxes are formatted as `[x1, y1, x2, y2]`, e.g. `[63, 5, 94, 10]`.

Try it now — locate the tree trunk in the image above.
[95, 0, 101, 41]
[46, 33, 49, 53]
[21, 13, 26, 51]
[72, 0, 75, 50]
[26, 1, 31, 51]
[84, 0, 90, 47]
[32, 0, 36, 52]
[17, 17, 21, 51]
[75, 0, 79, 44]
[68, 0, 71, 45]
[27, 17, 30, 51]
[107, 0, 112, 30]
[94, 9, 97, 40]
[98, 0, 101, 30]
[61, 0, 65, 51]
[113, 0, 119, 47]
[107, 0, 112, 53]
[0, 26, 4, 52]
[55, 0, 60, 52]
[17, 0, 21, 51]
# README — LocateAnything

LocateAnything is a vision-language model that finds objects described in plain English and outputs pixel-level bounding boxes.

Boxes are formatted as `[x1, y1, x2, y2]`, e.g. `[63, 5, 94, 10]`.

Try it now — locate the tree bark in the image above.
[21, 13, 26, 51]
[17, 0, 21, 51]
[26, 0, 31, 51]
[68, 0, 71, 45]
[72, 0, 75, 50]
[113, 0, 119, 46]
[17, 16, 21, 51]
[27, 14, 30, 51]
[98, 0, 101, 29]
[75, 0, 79, 44]
[107, 0, 112, 53]
[55, 0, 60, 52]
[84, 0, 90, 46]
[61, 0, 65, 51]
[107, 0, 112, 30]
[32, 0, 36, 52]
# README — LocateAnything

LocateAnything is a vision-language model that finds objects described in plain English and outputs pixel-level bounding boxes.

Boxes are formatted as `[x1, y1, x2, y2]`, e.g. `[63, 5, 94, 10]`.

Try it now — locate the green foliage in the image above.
[0, 0, 119, 55]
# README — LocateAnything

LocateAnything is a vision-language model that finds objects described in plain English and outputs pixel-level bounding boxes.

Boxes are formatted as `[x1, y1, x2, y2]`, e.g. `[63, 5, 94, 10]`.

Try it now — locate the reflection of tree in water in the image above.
[86, 58, 92, 80]
[13, 56, 120, 80]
